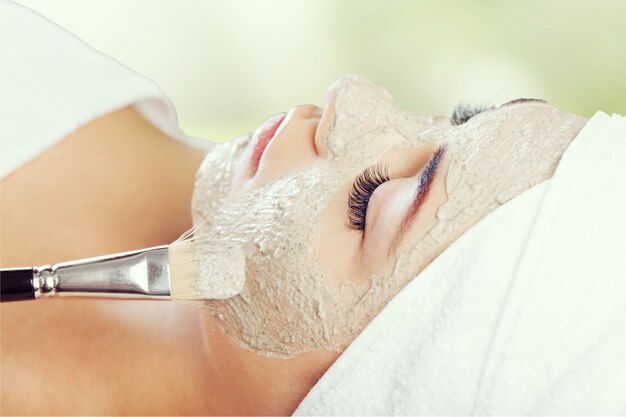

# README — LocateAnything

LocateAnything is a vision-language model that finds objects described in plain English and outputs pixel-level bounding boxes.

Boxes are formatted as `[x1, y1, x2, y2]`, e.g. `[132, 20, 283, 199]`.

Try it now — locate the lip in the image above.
[250, 112, 287, 173]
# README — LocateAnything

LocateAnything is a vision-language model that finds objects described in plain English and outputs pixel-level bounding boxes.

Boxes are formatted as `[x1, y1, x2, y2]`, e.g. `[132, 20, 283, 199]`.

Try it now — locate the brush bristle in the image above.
[168, 239, 201, 300]
[168, 225, 247, 301]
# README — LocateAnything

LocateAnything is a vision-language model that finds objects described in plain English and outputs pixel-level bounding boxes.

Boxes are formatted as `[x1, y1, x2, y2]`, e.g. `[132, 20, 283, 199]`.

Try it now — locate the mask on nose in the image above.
[191, 75, 450, 357]
[322, 75, 434, 163]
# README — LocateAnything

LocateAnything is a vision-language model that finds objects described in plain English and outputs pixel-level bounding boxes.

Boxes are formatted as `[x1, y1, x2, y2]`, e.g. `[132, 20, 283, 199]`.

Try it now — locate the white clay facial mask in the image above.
[192, 75, 587, 358]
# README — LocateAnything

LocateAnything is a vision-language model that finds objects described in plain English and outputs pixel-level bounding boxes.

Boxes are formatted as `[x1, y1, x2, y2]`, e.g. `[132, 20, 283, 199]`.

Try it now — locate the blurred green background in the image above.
[16, 0, 626, 142]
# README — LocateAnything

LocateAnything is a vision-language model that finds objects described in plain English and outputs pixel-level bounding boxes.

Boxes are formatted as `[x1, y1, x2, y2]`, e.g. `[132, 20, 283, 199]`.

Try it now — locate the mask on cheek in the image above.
[193, 141, 368, 357]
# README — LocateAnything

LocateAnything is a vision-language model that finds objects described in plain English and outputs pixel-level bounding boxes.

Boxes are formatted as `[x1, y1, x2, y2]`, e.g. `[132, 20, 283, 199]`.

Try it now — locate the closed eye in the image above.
[387, 145, 447, 256]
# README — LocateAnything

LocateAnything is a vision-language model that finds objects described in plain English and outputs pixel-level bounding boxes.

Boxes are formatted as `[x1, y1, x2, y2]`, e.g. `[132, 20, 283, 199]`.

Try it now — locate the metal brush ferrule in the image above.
[33, 245, 172, 300]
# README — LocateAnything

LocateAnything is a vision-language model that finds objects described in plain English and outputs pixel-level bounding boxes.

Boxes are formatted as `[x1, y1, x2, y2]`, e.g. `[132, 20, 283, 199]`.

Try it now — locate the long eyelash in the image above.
[451, 102, 494, 126]
[347, 163, 390, 231]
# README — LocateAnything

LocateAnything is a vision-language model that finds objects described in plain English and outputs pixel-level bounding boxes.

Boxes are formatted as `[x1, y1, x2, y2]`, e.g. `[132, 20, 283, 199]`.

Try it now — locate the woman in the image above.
[0, 2, 593, 415]
[1, 82, 588, 414]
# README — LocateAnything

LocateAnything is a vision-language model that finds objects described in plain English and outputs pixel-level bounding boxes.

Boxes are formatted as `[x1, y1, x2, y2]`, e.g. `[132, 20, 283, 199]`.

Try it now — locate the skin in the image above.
[1, 80, 587, 414]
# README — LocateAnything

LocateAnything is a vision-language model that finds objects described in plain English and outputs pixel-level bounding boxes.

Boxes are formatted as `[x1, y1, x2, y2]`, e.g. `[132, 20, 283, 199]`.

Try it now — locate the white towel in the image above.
[0, 1, 211, 179]
[295, 111, 626, 416]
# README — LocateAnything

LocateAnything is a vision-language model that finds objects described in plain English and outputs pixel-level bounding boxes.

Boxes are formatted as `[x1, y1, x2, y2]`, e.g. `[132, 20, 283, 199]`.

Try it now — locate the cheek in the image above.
[318, 181, 363, 286]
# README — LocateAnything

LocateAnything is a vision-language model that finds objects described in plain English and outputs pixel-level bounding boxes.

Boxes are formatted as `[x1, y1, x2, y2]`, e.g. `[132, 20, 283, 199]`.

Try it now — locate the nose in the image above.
[289, 104, 323, 119]
[314, 79, 444, 159]
[255, 104, 323, 180]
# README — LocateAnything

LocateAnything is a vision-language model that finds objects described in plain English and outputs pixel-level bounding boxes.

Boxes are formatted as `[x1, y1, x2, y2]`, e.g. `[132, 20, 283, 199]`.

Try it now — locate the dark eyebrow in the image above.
[387, 145, 447, 258]
[451, 103, 494, 125]
[500, 98, 547, 107]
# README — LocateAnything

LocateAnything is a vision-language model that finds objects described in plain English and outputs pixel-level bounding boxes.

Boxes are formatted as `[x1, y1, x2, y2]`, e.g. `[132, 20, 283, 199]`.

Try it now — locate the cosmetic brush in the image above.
[0, 229, 247, 303]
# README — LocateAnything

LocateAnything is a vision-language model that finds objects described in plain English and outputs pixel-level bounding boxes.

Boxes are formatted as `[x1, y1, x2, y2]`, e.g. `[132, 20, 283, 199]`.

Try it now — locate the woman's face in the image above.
[192, 75, 587, 358]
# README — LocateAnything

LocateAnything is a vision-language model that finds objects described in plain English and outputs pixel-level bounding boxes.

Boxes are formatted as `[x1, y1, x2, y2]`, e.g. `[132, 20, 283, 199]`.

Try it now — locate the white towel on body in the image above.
[0, 0, 211, 179]
[295, 111, 626, 416]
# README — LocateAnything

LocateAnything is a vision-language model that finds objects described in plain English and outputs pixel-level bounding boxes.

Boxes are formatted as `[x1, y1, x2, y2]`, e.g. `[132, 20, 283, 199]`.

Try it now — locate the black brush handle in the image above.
[0, 267, 36, 302]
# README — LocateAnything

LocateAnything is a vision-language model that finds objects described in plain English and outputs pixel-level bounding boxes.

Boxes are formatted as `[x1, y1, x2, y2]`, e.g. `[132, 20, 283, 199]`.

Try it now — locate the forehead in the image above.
[334, 102, 554, 161]
[326, 76, 562, 158]
[324, 75, 582, 169]
[439, 101, 575, 147]
[462, 100, 561, 126]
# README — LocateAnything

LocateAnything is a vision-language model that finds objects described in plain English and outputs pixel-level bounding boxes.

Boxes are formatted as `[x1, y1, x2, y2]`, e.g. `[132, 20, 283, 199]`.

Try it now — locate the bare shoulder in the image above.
[0, 105, 206, 265]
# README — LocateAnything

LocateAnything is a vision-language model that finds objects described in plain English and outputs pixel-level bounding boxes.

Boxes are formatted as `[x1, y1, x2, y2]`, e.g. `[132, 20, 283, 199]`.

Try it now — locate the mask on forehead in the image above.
[191, 75, 435, 358]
